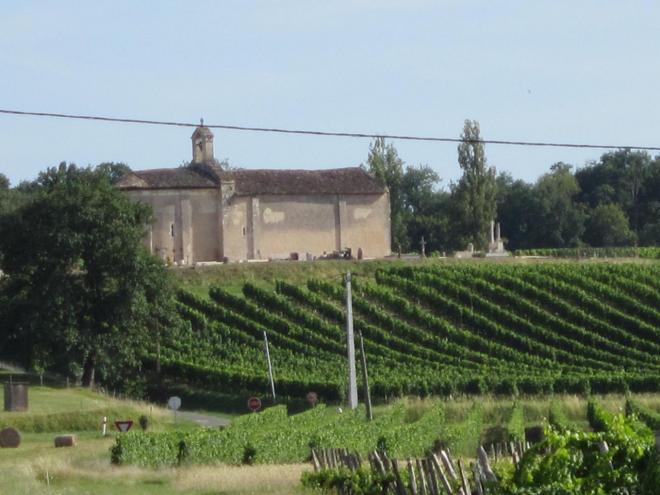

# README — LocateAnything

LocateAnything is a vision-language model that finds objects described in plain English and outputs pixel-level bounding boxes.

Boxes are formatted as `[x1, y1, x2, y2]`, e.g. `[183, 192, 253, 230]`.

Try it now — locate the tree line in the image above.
[366, 119, 660, 254]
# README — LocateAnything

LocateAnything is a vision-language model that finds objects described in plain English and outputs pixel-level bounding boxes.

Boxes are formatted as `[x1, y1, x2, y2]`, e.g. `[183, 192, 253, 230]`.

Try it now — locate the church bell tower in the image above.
[191, 119, 215, 164]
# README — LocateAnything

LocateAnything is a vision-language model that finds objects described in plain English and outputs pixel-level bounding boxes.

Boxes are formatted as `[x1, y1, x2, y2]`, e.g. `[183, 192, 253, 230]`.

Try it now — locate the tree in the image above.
[96, 162, 131, 184]
[495, 172, 542, 250]
[584, 203, 636, 247]
[576, 150, 651, 235]
[0, 163, 177, 388]
[364, 137, 406, 250]
[0, 173, 9, 190]
[453, 119, 497, 249]
[399, 165, 447, 253]
[533, 163, 586, 247]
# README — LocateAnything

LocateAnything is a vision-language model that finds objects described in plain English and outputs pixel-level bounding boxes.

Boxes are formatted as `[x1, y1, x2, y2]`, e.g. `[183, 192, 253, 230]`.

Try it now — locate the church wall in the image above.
[222, 196, 250, 261]
[189, 190, 221, 262]
[341, 193, 391, 258]
[251, 195, 338, 259]
[224, 193, 391, 261]
[125, 189, 220, 263]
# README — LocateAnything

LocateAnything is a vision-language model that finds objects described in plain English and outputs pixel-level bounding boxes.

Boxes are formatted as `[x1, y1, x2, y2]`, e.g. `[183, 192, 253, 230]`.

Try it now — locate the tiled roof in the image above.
[222, 168, 385, 195]
[117, 163, 386, 195]
[118, 167, 217, 189]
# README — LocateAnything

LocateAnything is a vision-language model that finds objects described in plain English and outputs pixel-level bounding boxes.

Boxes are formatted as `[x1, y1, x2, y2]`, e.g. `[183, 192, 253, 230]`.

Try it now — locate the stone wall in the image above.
[125, 189, 221, 263]
[222, 192, 391, 261]
[126, 189, 391, 263]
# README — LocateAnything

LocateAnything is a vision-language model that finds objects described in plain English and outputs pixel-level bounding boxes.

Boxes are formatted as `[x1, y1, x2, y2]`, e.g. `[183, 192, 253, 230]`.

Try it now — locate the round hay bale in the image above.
[54, 435, 76, 448]
[0, 427, 21, 448]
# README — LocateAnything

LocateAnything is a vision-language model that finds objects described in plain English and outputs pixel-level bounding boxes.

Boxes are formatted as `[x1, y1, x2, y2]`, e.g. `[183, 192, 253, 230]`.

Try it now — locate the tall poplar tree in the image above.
[454, 119, 497, 249]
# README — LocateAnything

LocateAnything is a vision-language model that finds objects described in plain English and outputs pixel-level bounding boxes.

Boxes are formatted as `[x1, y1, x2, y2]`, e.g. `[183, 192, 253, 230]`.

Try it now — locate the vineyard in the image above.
[161, 261, 660, 401]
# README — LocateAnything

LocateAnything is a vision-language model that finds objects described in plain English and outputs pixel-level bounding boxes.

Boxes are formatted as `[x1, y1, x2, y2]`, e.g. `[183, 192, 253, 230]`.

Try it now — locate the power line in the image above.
[1, 108, 659, 152]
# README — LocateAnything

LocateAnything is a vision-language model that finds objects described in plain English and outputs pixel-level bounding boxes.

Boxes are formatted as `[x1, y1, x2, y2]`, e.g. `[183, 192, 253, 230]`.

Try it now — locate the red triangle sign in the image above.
[115, 420, 134, 432]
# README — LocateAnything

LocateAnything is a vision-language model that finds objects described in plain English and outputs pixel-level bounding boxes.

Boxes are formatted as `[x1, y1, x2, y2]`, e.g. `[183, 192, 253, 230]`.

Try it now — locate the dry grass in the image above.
[173, 464, 311, 494]
[0, 433, 311, 495]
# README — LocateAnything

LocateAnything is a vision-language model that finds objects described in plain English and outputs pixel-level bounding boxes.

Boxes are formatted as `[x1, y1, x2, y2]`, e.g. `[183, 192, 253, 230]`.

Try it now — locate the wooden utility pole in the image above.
[345, 272, 358, 409]
[357, 329, 373, 421]
[263, 331, 276, 402]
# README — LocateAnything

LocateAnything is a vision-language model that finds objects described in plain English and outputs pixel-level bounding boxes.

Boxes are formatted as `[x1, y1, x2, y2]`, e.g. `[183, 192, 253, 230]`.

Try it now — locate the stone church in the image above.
[117, 124, 391, 263]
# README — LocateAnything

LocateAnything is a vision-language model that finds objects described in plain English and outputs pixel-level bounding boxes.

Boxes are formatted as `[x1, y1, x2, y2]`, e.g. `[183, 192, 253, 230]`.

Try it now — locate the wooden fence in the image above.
[311, 443, 522, 495]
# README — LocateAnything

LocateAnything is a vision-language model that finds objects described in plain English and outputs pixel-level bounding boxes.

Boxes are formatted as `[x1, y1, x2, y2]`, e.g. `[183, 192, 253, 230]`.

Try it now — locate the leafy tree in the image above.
[400, 165, 447, 253]
[0, 173, 9, 190]
[364, 137, 406, 250]
[0, 163, 178, 388]
[576, 150, 651, 235]
[96, 162, 131, 184]
[495, 172, 542, 250]
[452, 119, 497, 249]
[584, 203, 636, 247]
[533, 163, 586, 247]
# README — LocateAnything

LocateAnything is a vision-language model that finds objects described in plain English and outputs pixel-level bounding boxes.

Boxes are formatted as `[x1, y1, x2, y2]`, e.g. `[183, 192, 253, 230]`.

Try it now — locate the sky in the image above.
[1, 1, 659, 188]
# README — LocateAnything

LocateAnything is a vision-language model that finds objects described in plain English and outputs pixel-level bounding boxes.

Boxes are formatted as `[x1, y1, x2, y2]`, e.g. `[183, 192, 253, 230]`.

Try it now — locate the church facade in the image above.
[117, 124, 391, 263]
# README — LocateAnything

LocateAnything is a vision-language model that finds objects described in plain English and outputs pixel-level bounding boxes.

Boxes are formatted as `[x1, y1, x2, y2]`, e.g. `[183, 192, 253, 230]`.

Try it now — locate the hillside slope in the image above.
[164, 262, 660, 399]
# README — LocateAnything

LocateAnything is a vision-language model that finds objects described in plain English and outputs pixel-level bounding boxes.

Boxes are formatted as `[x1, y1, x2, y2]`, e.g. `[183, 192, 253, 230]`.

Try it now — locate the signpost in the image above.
[247, 396, 262, 412]
[168, 396, 182, 424]
[114, 420, 133, 433]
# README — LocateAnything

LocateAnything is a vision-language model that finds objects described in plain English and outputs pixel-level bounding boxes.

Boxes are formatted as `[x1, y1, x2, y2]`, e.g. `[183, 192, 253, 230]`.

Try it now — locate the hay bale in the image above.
[54, 435, 76, 448]
[0, 427, 21, 448]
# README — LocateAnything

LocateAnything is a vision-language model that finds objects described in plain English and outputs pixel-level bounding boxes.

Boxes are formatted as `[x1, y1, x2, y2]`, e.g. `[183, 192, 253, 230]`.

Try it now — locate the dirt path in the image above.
[176, 410, 231, 427]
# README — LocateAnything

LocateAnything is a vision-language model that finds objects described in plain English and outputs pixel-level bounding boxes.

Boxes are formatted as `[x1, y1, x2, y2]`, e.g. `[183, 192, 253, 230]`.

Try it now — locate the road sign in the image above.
[115, 420, 133, 433]
[306, 391, 318, 407]
[247, 396, 262, 412]
[167, 396, 182, 411]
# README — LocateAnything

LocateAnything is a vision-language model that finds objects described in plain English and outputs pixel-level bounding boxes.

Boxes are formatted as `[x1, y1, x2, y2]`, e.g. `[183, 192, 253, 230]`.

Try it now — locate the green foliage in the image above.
[585, 203, 637, 247]
[301, 467, 395, 495]
[111, 400, 483, 466]
[507, 402, 525, 442]
[548, 402, 570, 431]
[494, 413, 657, 494]
[0, 163, 180, 389]
[625, 399, 660, 430]
[515, 246, 660, 258]
[453, 119, 497, 250]
[164, 263, 660, 401]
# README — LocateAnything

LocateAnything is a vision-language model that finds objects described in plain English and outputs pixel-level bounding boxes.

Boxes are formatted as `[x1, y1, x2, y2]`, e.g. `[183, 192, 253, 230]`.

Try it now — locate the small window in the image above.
[242, 226, 246, 236]
[171, 224, 175, 237]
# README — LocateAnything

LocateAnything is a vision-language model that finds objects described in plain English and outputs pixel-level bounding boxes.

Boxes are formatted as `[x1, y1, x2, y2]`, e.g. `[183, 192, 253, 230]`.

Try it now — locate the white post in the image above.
[102, 416, 107, 436]
[263, 331, 276, 402]
[490, 220, 495, 244]
[345, 272, 358, 409]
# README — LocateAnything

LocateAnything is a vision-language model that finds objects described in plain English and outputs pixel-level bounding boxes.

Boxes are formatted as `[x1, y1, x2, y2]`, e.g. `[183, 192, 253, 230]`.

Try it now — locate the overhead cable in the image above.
[1, 108, 659, 151]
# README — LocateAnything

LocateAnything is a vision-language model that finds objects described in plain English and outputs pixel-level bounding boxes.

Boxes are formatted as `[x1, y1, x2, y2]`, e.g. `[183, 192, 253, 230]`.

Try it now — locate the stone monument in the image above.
[486, 220, 510, 257]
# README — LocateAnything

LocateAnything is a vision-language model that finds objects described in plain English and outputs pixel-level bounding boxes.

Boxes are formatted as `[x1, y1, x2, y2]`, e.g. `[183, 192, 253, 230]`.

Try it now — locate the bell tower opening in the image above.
[191, 118, 215, 164]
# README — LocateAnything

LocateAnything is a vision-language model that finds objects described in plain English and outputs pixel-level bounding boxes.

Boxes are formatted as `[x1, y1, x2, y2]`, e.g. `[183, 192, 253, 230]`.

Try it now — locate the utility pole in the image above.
[345, 272, 358, 410]
[357, 329, 373, 421]
[263, 331, 276, 403]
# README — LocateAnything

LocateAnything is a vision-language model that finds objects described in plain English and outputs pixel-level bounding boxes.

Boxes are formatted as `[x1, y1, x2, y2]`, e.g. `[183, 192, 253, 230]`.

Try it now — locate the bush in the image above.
[138, 415, 149, 431]
[242, 443, 257, 465]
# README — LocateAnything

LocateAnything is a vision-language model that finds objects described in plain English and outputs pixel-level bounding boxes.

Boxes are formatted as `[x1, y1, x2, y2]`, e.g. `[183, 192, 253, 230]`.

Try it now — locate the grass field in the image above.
[0, 385, 310, 494]
[0, 432, 311, 494]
